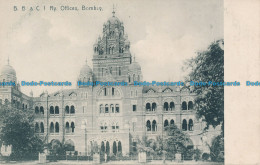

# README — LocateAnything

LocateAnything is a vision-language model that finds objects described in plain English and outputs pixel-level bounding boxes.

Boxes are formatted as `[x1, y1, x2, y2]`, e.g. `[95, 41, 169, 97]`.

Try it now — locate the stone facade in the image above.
[0, 12, 220, 156]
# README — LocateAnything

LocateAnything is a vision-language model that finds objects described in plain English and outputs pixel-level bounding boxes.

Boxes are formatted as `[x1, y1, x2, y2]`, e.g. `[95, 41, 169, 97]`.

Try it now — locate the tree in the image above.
[164, 125, 193, 157]
[210, 135, 224, 162]
[0, 106, 44, 160]
[184, 39, 224, 131]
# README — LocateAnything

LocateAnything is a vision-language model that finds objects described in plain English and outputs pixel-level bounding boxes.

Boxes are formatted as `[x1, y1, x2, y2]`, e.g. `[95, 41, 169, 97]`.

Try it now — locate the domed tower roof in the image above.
[80, 59, 92, 75]
[107, 8, 121, 24]
[1, 58, 16, 76]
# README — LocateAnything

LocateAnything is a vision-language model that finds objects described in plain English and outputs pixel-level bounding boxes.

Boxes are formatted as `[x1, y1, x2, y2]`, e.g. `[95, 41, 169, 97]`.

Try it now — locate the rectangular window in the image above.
[112, 88, 115, 96]
[133, 105, 136, 112]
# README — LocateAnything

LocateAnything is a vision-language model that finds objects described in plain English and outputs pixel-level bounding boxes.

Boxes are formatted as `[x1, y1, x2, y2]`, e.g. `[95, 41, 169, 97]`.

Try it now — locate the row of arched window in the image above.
[164, 119, 175, 130]
[65, 105, 75, 114]
[100, 123, 119, 132]
[35, 122, 44, 133]
[100, 141, 122, 155]
[128, 74, 141, 83]
[145, 101, 194, 111]
[146, 103, 157, 111]
[35, 105, 76, 115]
[146, 119, 194, 132]
[182, 119, 194, 131]
[50, 122, 59, 133]
[146, 120, 157, 132]
[182, 101, 194, 110]
[35, 106, 44, 114]
[100, 104, 120, 113]
[65, 122, 75, 133]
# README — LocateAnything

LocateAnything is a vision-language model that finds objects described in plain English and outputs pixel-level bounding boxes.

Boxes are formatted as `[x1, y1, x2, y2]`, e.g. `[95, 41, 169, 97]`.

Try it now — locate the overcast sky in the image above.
[0, 0, 223, 96]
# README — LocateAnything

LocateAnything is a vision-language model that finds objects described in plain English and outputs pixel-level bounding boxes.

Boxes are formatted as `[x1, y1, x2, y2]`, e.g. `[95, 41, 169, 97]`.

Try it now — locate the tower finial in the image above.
[112, 4, 115, 17]
[7, 56, 9, 65]
[85, 58, 88, 64]
[133, 54, 136, 62]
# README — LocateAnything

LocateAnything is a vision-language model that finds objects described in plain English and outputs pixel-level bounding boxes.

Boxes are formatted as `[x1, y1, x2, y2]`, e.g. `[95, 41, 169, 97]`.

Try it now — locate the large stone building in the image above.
[0, 11, 220, 156]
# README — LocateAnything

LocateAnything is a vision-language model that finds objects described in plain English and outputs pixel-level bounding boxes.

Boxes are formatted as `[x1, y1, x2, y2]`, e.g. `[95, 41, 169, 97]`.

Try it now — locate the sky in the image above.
[0, 0, 223, 96]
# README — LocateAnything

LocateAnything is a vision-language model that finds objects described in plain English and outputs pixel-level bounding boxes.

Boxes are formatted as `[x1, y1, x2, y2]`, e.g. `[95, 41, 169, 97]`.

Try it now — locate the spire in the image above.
[112, 4, 115, 17]
[133, 54, 136, 62]
[85, 58, 88, 64]
[7, 57, 9, 65]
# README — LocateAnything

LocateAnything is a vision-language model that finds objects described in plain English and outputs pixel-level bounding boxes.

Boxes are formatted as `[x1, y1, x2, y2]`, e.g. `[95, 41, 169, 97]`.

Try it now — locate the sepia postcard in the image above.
[0, 0, 259, 165]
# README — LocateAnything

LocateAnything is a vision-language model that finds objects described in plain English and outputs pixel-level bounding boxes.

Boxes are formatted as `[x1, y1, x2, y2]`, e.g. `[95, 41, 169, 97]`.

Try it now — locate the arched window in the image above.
[152, 103, 157, 111]
[182, 119, 187, 131]
[106, 141, 110, 154]
[182, 101, 187, 110]
[55, 122, 59, 133]
[50, 106, 54, 114]
[128, 75, 131, 83]
[152, 120, 157, 132]
[112, 87, 115, 96]
[40, 106, 44, 114]
[71, 122, 75, 133]
[133, 74, 136, 82]
[164, 102, 169, 111]
[22, 104, 24, 110]
[105, 104, 109, 113]
[188, 101, 193, 110]
[164, 120, 169, 130]
[170, 119, 175, 126]
[188, 119, 193, 131]
[101, 141, 105, 152]
[70, 105, 75, 114]
[39, 122, 44, 133]
[55, 106, 59, 114]
[100, 104, 104, 113]
[146, 103, 151, 111]
[25, 105, 27, 109]
[113, 141, 117, 155]
[35, 123, 39, 133]
[104, 88, 107, 96]
[66, 122, 70, 133]
[115, 104, 119, 113]
[146, 120, 151, 131]
[118, 141, 122, 152]
[110, 104, 114, 113]
[50, 122, 54, 133]
[138, 75, 140, 81]
[170, 102, 175, 110]
[35, 106, 39, 114]
[65, 106, 69, 114]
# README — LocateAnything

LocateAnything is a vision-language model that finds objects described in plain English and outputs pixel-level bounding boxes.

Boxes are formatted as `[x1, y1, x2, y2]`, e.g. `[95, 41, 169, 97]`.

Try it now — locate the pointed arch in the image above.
[35, 122, 39, 133]
[188, 101, 193, 110]
[188, 119, 194, 131]
[182, 101, 187, 110]
[50, 122, 54, 133]
[55, 122, 59, 133]
[40, 122, 44, 133]
[146, 120, 151, 131]
[40, 106, 44, 114]
[50, 106, 54, 114]
[182, 119, 187, 131]
[55, 106, 59, 114]
[164, 120, 169, 130]
[35, 106, 39, 114]
[152, 120, 157, 132]
[170, 102, 175, 110]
